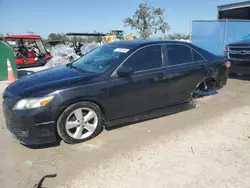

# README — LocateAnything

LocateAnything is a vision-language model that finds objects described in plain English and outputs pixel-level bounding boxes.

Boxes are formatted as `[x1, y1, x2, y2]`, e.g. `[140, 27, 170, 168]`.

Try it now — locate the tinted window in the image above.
[124, 45, 162, 71]
[165, 45, 192, 66]
[192, 50, 205, 61]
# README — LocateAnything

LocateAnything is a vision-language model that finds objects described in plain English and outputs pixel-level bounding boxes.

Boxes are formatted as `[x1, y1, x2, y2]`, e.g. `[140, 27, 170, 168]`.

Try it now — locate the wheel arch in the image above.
[55, 99, 105, 144]
[195, 77, 216, 91]
[55, 98, 107, 132]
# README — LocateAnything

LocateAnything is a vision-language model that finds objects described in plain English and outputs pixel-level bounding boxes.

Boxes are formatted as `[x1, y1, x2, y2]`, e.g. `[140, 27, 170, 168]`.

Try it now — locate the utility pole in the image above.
[189, 15, 192, 42]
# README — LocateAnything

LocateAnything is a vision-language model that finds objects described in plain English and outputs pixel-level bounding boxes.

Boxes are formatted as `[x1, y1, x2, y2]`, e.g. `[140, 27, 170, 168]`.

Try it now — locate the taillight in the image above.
[224, 61, 231, 68]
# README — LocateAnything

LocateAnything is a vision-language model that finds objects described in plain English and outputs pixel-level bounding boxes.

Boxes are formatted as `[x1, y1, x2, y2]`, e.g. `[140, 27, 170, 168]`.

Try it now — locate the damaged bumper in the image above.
[2, 100, 57, 145]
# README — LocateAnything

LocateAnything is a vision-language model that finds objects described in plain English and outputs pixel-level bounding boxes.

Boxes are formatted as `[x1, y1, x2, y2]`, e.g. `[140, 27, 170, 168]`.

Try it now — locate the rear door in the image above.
[108, 45, 169, 120]
[163, 44, 208, 105]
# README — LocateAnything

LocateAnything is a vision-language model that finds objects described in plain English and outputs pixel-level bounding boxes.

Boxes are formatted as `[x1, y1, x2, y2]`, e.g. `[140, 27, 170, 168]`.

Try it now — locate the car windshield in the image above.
[71, 44, 130, 73]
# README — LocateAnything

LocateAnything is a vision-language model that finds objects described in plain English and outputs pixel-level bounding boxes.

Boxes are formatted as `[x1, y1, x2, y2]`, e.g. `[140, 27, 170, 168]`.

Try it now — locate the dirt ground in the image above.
[0, 75, 250, 188]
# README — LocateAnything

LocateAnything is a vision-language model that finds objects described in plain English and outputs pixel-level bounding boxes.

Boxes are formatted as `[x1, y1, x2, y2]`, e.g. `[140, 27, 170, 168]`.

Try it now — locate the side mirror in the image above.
[117, 66, 134, 77]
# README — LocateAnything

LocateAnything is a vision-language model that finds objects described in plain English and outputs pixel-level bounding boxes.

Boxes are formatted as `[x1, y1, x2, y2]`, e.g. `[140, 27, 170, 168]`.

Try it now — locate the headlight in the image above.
[13, 96, 54, 110]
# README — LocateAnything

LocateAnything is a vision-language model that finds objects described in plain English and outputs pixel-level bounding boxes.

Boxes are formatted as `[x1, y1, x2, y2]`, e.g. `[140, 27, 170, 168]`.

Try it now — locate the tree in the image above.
[123, 3, 170, 39]
[47, 32, 102, 43]
[167, 33, 190, 40]
[48, 33, 59, 40]
[48, 33, 69, 41]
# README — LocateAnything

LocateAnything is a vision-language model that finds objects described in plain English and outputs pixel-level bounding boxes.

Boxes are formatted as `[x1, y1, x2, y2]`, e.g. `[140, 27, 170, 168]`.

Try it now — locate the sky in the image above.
[0, 0, 246, 38]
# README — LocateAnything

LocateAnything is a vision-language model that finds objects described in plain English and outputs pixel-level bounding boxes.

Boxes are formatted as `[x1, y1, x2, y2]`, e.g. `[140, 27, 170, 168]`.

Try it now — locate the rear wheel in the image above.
[57, 102, 103, 144]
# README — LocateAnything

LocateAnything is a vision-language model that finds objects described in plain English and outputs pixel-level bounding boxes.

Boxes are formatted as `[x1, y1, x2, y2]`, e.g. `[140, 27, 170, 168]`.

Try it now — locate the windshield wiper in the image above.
[67, 63, 85, 73]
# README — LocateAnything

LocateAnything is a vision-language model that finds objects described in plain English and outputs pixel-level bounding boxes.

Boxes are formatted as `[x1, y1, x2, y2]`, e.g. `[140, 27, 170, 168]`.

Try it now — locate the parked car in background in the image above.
[224, 40, 250, 75]
[2, 40, 229, 145]
[4, 35, 51, 68]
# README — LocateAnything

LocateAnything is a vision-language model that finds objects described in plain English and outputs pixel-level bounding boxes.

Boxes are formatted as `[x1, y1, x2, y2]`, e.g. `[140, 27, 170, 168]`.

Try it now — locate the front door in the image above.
[108, 45, 169, 120]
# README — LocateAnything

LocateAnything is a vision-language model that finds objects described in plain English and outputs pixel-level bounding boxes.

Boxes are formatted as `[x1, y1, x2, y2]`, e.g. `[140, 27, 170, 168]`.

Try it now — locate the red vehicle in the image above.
[4, 35, 51, 68]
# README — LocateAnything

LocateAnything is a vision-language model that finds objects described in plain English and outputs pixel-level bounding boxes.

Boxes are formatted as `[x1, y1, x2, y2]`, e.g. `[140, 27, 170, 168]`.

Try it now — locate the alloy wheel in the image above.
[65, 108, 98, 139]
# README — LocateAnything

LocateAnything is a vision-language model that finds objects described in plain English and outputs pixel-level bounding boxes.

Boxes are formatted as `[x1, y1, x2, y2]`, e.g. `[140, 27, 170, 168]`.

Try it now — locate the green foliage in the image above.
[47, 33, 101, 43]
[167, 33, 190, 40]
[123, 3, 170, 39]
[48, 33, 67, 41]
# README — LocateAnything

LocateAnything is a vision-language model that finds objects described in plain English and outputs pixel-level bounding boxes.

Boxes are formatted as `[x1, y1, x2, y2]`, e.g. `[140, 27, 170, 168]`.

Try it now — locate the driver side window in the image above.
[123, 45, 162, 72]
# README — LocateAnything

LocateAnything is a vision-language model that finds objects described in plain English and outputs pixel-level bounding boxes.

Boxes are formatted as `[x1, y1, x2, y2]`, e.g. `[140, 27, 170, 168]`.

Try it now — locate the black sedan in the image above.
[2, 40, 230, 145]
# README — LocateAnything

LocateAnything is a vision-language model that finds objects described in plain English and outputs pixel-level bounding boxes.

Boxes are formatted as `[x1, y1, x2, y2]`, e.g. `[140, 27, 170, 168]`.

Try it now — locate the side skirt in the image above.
[105, 101, 196, 129]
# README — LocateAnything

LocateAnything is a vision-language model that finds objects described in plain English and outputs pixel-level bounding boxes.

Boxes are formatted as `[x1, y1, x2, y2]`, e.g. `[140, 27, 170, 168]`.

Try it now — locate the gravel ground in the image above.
[61, 106, 250, 188]
[0, 74, 250, 188]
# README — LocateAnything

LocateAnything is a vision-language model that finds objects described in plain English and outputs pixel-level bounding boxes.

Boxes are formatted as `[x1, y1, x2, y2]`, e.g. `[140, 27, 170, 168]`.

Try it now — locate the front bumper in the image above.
[229, 67, 250, 75]
[229, 60, 250, 75]
[2, 101, 57, 145]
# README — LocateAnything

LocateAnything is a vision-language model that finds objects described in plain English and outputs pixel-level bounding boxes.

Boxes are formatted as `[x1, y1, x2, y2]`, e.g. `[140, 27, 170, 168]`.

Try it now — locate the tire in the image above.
[57, 101, 104, 144]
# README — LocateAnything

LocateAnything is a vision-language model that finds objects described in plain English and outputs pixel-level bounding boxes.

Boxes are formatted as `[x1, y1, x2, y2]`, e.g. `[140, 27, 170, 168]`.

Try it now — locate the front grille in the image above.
[229, 54, 250, 60]
[229, 47, 250, 51]
[228, 46, 250, 60]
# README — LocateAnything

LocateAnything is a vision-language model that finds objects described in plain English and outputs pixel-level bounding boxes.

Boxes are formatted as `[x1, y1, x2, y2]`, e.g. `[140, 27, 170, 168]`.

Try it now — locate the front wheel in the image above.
[57, 102, 103, 144]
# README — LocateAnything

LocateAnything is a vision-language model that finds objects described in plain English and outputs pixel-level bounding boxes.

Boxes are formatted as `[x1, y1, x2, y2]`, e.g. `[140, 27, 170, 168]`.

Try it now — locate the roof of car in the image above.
[108, 40, 191, 49]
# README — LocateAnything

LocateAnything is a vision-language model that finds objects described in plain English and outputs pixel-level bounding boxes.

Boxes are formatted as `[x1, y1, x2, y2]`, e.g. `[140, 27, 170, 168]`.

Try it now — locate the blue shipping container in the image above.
[192, 20, 250, 56]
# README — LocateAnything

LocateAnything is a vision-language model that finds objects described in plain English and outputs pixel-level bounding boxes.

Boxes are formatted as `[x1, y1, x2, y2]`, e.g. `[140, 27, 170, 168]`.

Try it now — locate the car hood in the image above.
[5, 65, 97, 97]
[227, 40, 250, 47]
